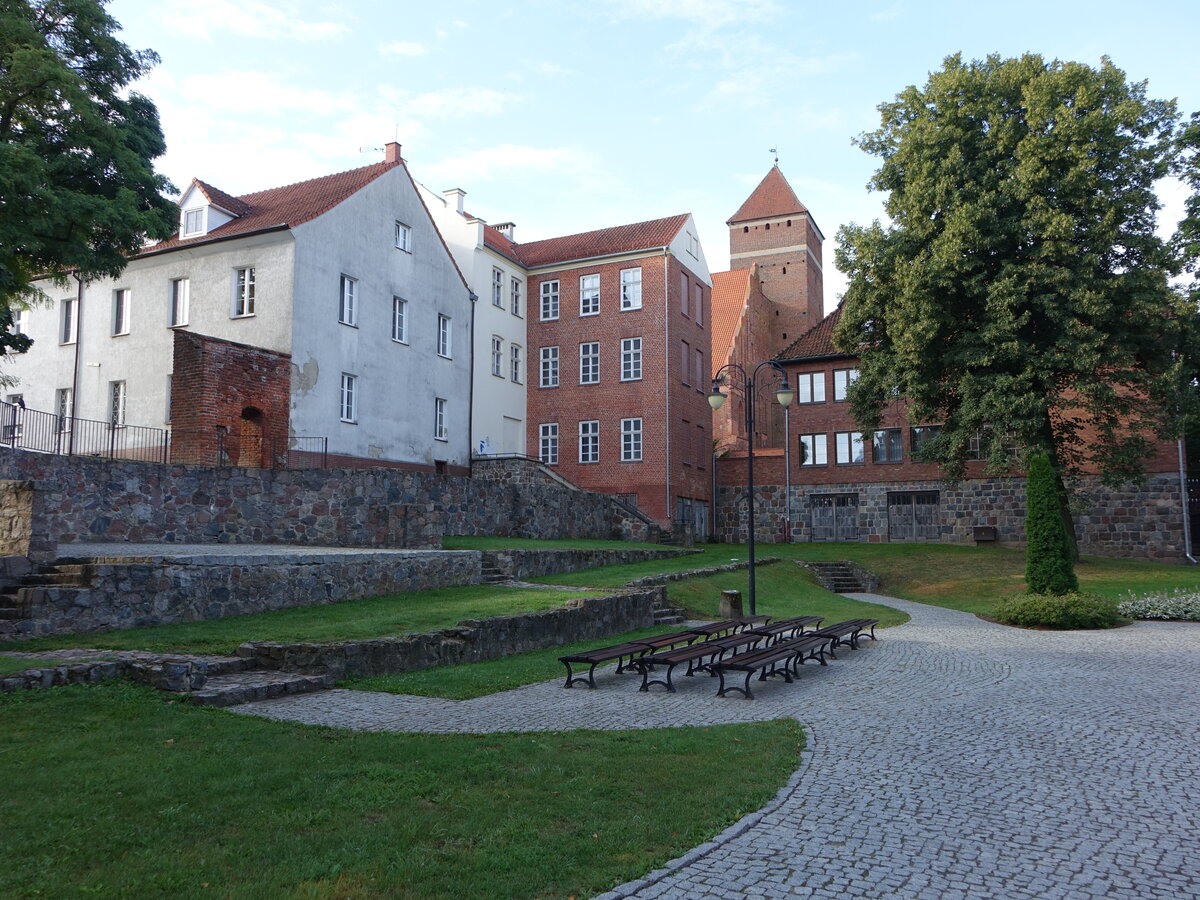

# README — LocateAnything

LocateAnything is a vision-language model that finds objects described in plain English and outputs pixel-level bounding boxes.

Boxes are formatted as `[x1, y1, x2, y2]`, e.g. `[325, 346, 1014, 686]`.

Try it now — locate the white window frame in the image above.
[579, 341, 599, 385]
[109, 380, 126, 428]
[169, 279, 189, 328]
[621, 337, 643, 381]
[392, 296, 408, 343]
[833, 368, 858, 402]
[621, 417, 643, 462]
[233, 267, 255, 318]
[60, 298, 78, 344]
[56, 387, 73, 433]
[539, 423, 558, 465]
[182, 208, 204, 236]
[339, 275, 357, 326]
[799, 433, 828, 466]
[540, 346, 559, 388]
[510, 344, 523, 384]
[492, 267, 504, 307]
[395, 221, 412, 252]
[437, 314, 452, 358]
[540, 280, 560, 321]
[112, 289, 131, 336]
[435, 397, 448, 441]
[579, 420, 599, 464]
[340, 373, 357, 423]
[797, 372, 827, 404]
[835, 431, 865, 465]
[511, 277, 522, 317]
[491, 335, 504, 377]
[620, 267, 642, 310]
[580, 274, 600, 316]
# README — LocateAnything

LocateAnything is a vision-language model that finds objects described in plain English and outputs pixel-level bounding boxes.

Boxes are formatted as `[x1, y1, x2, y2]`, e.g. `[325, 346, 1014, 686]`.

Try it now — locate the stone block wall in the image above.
[479, 547, 692, 581]
[0, 481, 33, 557]
[715, 472, 1188, 561]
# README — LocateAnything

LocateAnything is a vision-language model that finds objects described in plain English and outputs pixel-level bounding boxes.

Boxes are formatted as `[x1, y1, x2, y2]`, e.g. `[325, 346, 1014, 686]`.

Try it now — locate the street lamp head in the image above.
[774, 379, 795, 409]
[707, 383, 727, 411]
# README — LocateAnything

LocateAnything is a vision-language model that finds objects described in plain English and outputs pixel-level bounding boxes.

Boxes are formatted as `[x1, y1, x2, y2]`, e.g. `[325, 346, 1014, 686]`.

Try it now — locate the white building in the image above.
[7, 143, 474, 472]
[420, 185, 528, 456]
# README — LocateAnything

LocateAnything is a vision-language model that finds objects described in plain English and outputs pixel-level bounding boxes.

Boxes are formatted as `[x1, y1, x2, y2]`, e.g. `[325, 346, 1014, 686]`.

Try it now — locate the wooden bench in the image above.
[558, 630, 699, 689]
[711, 633, 838, 699]
[808, 619, 879, 656]
[634, 630, 768, 693]
[744, 615, 824, 645]
[686, 615, 771, 639]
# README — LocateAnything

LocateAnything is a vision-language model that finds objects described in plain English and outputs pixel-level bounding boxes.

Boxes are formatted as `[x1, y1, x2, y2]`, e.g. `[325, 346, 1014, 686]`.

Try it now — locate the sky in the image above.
[108, 0, 1200, 311]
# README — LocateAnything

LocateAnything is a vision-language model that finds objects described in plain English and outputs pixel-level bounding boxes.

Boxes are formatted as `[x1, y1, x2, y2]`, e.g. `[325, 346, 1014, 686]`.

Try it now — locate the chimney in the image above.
[493, 222, 516, 241]
[443, 188, 466, 214]
[384, 142, 403, 164]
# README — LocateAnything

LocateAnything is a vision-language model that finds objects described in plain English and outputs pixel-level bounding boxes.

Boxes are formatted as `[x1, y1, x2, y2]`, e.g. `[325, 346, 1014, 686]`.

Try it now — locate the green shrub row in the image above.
[1117, 589, 1200, 621]
[993, 592, 1118, 629]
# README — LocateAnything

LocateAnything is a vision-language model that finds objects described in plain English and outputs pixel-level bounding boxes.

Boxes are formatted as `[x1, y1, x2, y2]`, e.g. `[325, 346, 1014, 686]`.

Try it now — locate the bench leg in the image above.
[639, 662, 677, 693]
[715, 669, 754, 699]
[562, 660, 599, 689]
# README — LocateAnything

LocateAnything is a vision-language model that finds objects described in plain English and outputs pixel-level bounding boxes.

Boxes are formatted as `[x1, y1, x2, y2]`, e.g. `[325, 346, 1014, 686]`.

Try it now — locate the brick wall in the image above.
[728, 211, 823, 344]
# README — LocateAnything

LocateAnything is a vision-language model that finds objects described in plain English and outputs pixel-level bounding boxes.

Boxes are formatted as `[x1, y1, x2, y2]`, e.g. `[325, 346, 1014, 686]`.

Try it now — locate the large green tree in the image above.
[834, 54, 1189, 532]
[0, 0, 176, 355]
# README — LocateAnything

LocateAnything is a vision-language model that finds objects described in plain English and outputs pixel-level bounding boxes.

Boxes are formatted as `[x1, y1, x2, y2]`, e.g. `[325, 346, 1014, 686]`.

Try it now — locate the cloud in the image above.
[600, 0, 779, 29]
[385, 87, 520, 119]
[421, 145, 599, 185]
[179, 71, 349, 115]
[870, 1, 905, 22]
[156, 0, 348, 41]
[380, 40, 428, 57]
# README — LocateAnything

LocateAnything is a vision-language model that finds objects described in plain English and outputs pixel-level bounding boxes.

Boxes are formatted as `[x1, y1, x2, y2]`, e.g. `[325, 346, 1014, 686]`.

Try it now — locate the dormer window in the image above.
[182, 208, 205, 236]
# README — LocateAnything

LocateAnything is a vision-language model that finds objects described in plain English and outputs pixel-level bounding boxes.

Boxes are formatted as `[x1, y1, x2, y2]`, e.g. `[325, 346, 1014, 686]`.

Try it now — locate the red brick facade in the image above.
[525, 253, 712, 527]
[170, 331, 291, 467]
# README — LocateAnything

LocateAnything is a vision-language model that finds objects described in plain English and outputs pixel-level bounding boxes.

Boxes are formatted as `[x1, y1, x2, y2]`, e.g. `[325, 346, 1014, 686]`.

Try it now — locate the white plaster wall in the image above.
[420, 184, 528, 456]
[668, 214, 713, 285]
[290, 166, 473, 468]
[8, 231, 295, 431]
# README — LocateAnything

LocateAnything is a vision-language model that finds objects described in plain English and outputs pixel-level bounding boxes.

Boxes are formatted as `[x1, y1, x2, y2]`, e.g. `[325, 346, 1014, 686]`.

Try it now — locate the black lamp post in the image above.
[708, 361, 794, 616]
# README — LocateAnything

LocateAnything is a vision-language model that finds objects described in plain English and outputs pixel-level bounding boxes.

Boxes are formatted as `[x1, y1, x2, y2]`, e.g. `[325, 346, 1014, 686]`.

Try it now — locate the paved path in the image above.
[230, 595, 1200, 899]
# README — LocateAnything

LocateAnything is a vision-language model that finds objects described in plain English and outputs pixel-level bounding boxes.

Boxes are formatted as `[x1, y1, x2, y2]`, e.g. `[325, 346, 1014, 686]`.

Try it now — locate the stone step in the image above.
[654, 613, 686, 625]
[186, 670, 336, 707]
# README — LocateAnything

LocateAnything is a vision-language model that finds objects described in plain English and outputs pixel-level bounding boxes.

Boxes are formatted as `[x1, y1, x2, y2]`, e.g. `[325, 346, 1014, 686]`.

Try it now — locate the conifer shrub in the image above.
[1024, 452, 1078, 594]
[994, 592, 1119, 629]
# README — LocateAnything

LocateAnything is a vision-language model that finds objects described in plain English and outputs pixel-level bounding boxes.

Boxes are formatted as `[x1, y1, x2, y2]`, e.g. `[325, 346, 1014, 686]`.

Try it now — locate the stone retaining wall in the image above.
[625, 557, 781, 586]
[481, 547, 693, 581]
[9, 549, 481, 637]
[239, 588, 665, 677]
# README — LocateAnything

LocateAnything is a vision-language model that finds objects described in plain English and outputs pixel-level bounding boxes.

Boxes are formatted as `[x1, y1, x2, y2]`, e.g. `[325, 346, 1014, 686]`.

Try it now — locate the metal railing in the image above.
[0, 401, 328, 469]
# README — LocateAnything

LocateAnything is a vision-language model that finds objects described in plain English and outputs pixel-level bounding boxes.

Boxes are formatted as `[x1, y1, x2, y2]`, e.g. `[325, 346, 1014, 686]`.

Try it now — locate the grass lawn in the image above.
[0, 682, 802, 899]
[0, 656, 61, 677]
[0, 585, 597, 657]
[442, 536, 662, 551]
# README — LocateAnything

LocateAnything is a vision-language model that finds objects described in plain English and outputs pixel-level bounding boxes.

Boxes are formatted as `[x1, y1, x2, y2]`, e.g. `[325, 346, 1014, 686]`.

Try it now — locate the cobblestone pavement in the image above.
[230, 595, 1200, 899]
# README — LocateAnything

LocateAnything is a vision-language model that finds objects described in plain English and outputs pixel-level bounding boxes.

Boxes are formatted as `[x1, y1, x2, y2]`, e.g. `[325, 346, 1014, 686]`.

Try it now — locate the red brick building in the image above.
[513, 215, 714, 529]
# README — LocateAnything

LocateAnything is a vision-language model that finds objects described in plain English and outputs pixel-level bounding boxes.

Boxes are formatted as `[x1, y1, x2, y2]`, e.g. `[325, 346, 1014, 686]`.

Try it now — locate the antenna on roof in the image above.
[769, 146, 779, 167]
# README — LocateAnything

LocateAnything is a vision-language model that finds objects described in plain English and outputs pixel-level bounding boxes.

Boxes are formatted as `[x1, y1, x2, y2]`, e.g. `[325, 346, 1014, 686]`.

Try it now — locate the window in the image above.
[680, 273, 689, 316]
[621, 417, 643, 461]
[3, 394, 23, 440]
[874, 429, 903, 463]
[796, 372, 826, 404]
[437, 314, 452, 358]
[620, 268, 642, 310]
[109, 381, 126, 428]
[799, 433, 828, 466]
[539, 423, 558, 465]
[540, 346, 559, 387]
[491, 336, 504, 377]
[492, 267, 504, 307]
[580, 274, 599, 316]
[833, 368, 859, 401]
[835, 431, 865, 465]
[395, 221, 412, 252]
[56, 388, 73, 433]
[511, 277, 521, 317]
[911, 425, 943, 458]
[434, 398, 448, 440]
[681, 340, 691, 385]
[60, 298, 77, 344]
[392, 296, 408, 343]
[339, 275, 357, 326]
[10, 309, 27, 339]
[687, 230, 699, 258]
[693, 282, 703, 326]
[511, 344, 522, 383]
[112, 289, 131, 335]
[694, 348, 704, 389]
[621, 337, 642, 381]
[340, 374, 357, 423]
[164, 376, 172, 424]
[169, 279, 189, 328]
[233, 267, 255, 317]
[182, 208, 204, 236]
[579, 341, 599, 384]
[540, 280, 559, 320]
[579, 420, 599, 463]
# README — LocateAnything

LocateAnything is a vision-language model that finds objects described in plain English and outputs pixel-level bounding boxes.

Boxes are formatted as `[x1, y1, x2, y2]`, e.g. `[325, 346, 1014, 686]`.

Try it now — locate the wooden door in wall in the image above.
[811, 494, 859, 542]
[887, 491, 941, 541]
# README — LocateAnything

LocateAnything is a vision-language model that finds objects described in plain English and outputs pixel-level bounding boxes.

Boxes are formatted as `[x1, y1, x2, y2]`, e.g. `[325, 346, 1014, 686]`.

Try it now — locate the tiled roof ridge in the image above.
[191, 179, 250, 215]
[520, 212, 689, 250]
[517, 213, 690, 267]
[775, 306, 846, 361]
[235, 160, 396, 205]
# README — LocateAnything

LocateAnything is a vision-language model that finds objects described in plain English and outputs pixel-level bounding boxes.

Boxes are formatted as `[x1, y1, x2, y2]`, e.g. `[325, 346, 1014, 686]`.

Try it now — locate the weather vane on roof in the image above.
[769, 146, 779, 166]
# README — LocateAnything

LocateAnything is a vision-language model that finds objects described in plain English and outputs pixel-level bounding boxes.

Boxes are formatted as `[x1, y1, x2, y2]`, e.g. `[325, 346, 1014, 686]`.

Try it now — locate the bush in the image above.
[1117, 589, 1200, 621]
[993, 592, 1118, 629]
[1024, 452, 1078, 595]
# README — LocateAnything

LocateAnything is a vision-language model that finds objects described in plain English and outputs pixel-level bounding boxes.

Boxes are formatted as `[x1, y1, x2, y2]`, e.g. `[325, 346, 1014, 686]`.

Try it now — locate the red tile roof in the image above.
[775, 307, 847, 361]
[517, 214, 690, 268]
[191, 179, 250, 216]
[710, 268, 754, 378]
[728, 166, 808, 224]
[482, 223, 523, 264]
[140, 161, 398, 257]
